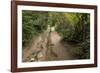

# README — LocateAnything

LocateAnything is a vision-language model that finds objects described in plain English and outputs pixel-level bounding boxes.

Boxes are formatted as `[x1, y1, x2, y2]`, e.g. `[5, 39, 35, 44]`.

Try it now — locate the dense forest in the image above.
[22, 10, 90, 62]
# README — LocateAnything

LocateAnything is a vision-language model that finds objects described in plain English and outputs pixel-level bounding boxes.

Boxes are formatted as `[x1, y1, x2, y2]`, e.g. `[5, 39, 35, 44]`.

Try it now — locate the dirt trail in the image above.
[23, 31, 78, 62]
[49, 31, 72, 60]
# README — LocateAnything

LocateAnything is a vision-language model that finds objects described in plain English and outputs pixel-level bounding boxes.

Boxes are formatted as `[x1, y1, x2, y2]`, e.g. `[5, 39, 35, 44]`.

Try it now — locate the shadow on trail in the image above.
[22, 31, 79, 62]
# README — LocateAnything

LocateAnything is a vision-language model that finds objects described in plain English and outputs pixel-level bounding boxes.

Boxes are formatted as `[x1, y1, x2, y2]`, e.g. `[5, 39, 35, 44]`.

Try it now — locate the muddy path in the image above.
[22, 31, 78, 62]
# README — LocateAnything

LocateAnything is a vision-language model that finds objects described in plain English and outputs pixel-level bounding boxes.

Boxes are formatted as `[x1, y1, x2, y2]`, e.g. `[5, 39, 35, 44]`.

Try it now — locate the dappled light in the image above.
[22, 10, 90, 62]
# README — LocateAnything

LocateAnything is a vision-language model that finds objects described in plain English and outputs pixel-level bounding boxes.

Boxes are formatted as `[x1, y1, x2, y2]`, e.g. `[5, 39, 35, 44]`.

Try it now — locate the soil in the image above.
[22, 31, 79, 62]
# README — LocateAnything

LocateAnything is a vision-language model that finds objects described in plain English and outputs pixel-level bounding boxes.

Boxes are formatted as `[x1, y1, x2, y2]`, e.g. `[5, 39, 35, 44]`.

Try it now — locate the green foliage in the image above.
[78, 33, 90, 59]
[22, 11, 90, 59]
[55, 12, 90, 59]
[22, 11, 48, 47]
[56, 13, 90, 43]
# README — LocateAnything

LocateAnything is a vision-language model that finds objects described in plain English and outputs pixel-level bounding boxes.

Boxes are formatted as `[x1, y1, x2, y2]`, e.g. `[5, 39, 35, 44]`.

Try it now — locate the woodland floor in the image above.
[22, 31, 79, 62]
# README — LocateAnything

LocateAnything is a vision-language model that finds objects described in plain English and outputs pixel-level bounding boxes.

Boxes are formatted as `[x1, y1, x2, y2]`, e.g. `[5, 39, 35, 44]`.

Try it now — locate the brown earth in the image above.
[22, 31, 78, 62]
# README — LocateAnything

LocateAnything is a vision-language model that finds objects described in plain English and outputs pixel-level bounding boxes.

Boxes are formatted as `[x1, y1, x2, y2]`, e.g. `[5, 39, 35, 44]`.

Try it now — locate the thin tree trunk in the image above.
[82, 14, 87, 41]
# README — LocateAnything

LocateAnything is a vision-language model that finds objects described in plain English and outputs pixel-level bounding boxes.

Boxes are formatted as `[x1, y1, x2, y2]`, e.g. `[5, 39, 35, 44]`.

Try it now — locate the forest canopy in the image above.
[22, 10, 90, 59]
